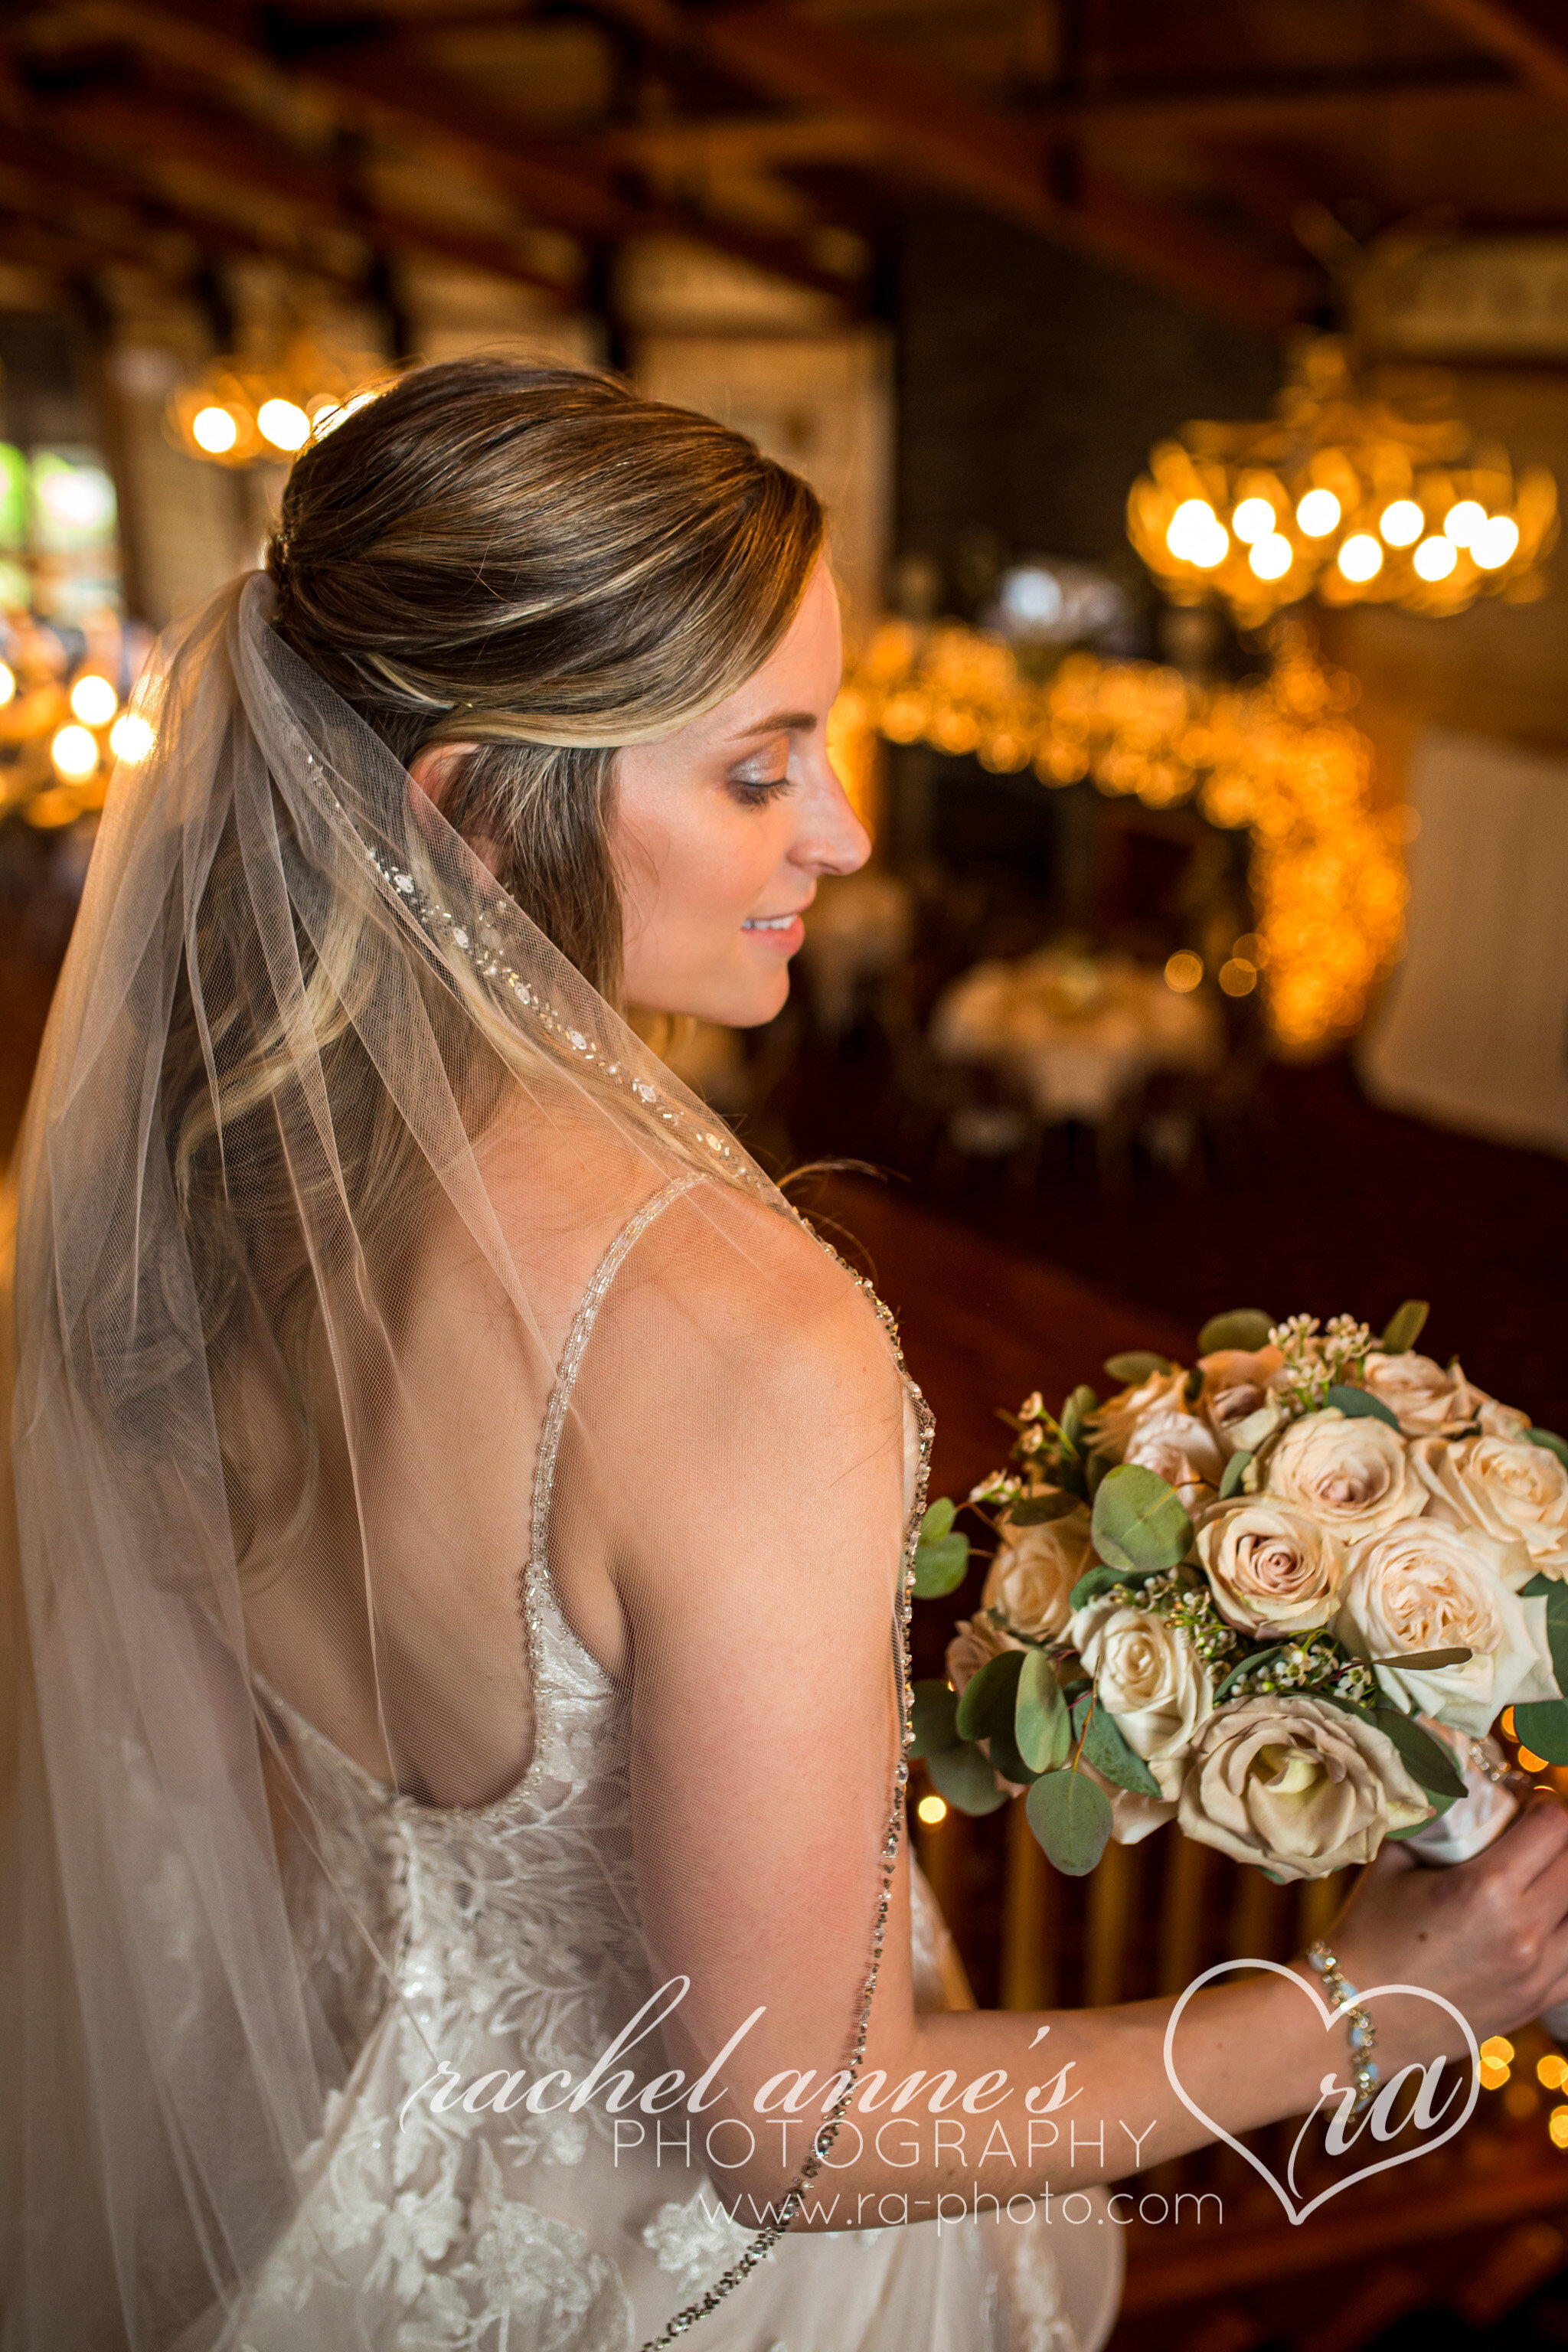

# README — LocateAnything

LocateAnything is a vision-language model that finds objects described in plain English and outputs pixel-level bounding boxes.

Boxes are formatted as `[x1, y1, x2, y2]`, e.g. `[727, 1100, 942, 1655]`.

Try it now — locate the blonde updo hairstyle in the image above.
[266, 358, 826, 1004]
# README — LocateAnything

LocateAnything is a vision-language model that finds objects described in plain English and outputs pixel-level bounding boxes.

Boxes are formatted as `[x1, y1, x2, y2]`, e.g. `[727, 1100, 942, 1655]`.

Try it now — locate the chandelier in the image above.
[1125, 337, 1557, 627]
[0, 612, 153, 829]
[168, 334, 386, 468]
[832, 616, 1405, 1055]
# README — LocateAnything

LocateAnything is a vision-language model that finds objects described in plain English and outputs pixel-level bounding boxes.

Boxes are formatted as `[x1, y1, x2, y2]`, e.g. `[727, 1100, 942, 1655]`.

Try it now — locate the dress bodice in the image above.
[234, 1183, 1114, 2352]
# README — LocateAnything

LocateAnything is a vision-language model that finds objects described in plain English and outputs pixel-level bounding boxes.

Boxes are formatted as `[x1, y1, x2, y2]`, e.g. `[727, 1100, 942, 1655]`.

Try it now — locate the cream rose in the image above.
[1362, 1351, 1529, 1442]
[1333, 1517, 1556, 1736]
[1264, 1408, 1423, 1541]
[1122, 1410, 1224, 1508]
[1413, 1433, 1568, 1578]
[1089, 1367, 1189, 1461]
[980, 1508, 1095, 1641]
[1177, 1694, 1430, 1880]
[1199, 1346, 1285, 1458]
[1197, 1501, 1346, 1637]
[1067, 1598, 1214, 1799]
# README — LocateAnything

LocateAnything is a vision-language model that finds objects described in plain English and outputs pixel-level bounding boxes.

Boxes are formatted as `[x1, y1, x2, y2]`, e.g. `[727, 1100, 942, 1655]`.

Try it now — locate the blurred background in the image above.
[5, 2, 1568, 2345]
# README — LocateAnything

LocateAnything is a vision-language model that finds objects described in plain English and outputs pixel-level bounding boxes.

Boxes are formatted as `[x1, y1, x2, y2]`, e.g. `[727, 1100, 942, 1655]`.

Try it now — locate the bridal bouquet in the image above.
[911, 1302, 1568, 1880]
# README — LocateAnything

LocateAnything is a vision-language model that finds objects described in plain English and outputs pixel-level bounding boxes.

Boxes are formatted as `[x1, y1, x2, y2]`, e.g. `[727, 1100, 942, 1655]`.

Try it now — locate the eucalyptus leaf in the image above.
[926, 1740, 1008, 1816]
[956, 1648, 1025, 1743]
[1368, 1706, 1467, 1803]
[1197, 1309, 1276, 1356]
[1182, 1366, 1204, 1408]
[1015, 1648, 1071, 1772]
[1067, 1562, 1148, 1610]
[1526, 1576, 1568, 1695]
[1323, 1384, 1401, 1429]
[1025, 1768, 1113, 1874]
[985, 1721, 1041, 1788]
[1086, 1449, 1114, 1501]
[921, 1497, 957, 1542]
[1218, 1450, 1253, 1501]
[1527, 1428, 1568, 1472]
[1090, 1462, 1193, 1576]
[910, 1678, 961, 1759]
[1512, 1698, 1568, 1765]
[913, 1531, 971, 1599]
[1008, 1491, 1080, 1527]
[1104, 1351, 1171, 1386]
[1379, 1299, 1430, 1355]
[1074, 1696, 1161, 1798]
[1061, 1384, 1099, 1452]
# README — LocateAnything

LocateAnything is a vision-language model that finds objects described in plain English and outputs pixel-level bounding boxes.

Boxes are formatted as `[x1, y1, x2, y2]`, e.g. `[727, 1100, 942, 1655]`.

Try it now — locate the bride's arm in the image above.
[586, 1192, 1568, 2226]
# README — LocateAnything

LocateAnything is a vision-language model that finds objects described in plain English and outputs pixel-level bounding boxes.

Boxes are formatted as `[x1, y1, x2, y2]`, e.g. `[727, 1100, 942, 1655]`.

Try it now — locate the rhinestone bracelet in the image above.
[1304, 1938, 1380, 2117]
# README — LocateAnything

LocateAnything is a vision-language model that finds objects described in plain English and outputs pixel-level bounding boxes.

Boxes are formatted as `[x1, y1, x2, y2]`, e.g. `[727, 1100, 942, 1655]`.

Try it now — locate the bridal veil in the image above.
[0, 540, 916, 2347]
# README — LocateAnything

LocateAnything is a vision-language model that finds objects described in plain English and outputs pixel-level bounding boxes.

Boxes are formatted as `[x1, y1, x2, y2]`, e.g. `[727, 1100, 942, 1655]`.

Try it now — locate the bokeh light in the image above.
[1413, 536, 1458, 582]
[1165, 950, 1204, 994]
[69, 674, 117, 727]
[257, 399, 310, 453]
[192, 405, 239, 456]
[51, 724, 99, 781]
[1379, 499, 1425, 547]
[1338, 534, 1383, 583]
[1296, 488, 1341, 537]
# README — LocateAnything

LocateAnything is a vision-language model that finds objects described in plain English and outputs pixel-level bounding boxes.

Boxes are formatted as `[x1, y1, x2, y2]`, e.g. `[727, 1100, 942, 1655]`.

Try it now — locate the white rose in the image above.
[1178, 1694, 1430, 1880]
[980, 1508, 1095, 1641]
[1264, 1408, 1424, 1542]
[1197, 1501, 1347, 1637]
[1067, 1598, 1214, 1800]
[1333, 1517, 1556, 1736]
[1088, 1367, 1189, 1461]
[1412, 1434, 1568, 1578]
[1363, 1351, 1530, 1441]
[1122, 1410, 1224, 1508]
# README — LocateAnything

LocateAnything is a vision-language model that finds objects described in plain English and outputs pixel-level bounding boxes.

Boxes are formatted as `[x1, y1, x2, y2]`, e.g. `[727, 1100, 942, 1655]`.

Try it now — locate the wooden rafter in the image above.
[33, 0, 858, 298]
[694, 5, 1301, 328]
[41, 86, 580, 302]
[1412, 0, 1568, 112]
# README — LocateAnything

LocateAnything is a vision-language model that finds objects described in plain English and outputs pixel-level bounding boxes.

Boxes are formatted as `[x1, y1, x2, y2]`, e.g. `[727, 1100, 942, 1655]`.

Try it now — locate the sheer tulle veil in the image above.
[0, 571, 915, 2348]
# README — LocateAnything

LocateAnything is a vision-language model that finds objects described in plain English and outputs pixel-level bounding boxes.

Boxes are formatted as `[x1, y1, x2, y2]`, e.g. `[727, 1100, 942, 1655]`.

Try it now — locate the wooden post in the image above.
[1001, 1792, 1057, 2010]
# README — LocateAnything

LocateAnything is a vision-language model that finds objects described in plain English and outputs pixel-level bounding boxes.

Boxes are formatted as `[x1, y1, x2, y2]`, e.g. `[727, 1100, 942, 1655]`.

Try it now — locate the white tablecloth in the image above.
[932, 949, 1220, 1122]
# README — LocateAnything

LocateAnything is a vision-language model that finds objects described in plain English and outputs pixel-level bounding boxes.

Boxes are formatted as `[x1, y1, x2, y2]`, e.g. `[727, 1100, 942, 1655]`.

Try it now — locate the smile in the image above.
[742, 916, 799, 931]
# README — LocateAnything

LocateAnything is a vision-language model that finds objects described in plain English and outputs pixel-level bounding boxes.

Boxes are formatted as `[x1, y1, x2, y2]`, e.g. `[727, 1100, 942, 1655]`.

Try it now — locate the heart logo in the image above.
[1162, 1958, 1480, 2226]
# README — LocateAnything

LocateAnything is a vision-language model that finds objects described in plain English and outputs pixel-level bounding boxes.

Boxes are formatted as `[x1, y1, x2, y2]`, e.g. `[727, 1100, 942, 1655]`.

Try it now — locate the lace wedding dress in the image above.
[4, 577, 1124, 2352]
[230, 1179, 1124, 2352]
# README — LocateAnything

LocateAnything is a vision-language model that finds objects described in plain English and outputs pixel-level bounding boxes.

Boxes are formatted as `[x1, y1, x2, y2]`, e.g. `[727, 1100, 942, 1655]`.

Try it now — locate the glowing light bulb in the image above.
[1539, 2055, 1568, 2091]
[1231, 497, 1276, 544]
[1164, 950, 1203, 994]
[1413, 536, 1458, 581]
[109, 712, 155, 765]
[1472, 514, 1521, 570]
[1444, 500, 1486, 547]
[1552, 2106, 1568, 2149]
[916, 1794, 947, 1826]
[69, 673, 117, 727]
[1296, 488, 1341, 537]
[51, 724, 99, 781]
[0, 660, 14, 707]
[1379, 499, 1425, 547]
[257, 399, 310, 453]
[1249, 534, 1293, 581]
[1338, 534, 1383, 583]
[192, 405, 239, 455]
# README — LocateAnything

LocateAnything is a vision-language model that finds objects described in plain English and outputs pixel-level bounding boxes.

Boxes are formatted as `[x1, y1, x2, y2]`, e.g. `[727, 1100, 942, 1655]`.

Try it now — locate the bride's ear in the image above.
[409, 740, 505, 878]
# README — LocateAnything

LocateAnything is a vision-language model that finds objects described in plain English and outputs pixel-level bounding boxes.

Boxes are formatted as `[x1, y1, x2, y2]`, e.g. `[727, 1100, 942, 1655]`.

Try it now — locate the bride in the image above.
[5, 357, 1568, 2352]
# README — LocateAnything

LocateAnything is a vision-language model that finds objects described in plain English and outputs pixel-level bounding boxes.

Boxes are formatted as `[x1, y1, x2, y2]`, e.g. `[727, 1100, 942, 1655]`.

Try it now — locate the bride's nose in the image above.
[790, 759, 872, 878]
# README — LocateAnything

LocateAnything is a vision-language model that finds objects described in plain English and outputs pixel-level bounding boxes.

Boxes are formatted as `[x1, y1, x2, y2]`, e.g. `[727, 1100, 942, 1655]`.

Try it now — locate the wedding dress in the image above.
[1, 576, 1122, 2352]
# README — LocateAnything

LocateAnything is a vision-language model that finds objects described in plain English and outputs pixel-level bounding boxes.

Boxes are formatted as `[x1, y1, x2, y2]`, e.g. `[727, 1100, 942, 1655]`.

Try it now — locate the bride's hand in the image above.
[1327, 1788, 1568, 2060]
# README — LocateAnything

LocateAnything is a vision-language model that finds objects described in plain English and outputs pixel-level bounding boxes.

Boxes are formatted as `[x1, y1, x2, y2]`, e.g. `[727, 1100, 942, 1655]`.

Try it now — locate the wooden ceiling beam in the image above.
[1410, 0, 1568, 113]
[694, 5, 1299, 328]
[51, 0, 856, 298]
[38, 87, 583, 302]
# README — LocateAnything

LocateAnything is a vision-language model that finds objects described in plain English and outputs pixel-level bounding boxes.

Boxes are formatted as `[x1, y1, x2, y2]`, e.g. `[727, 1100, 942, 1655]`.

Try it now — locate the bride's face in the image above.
[611, 559, 870, 1027]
